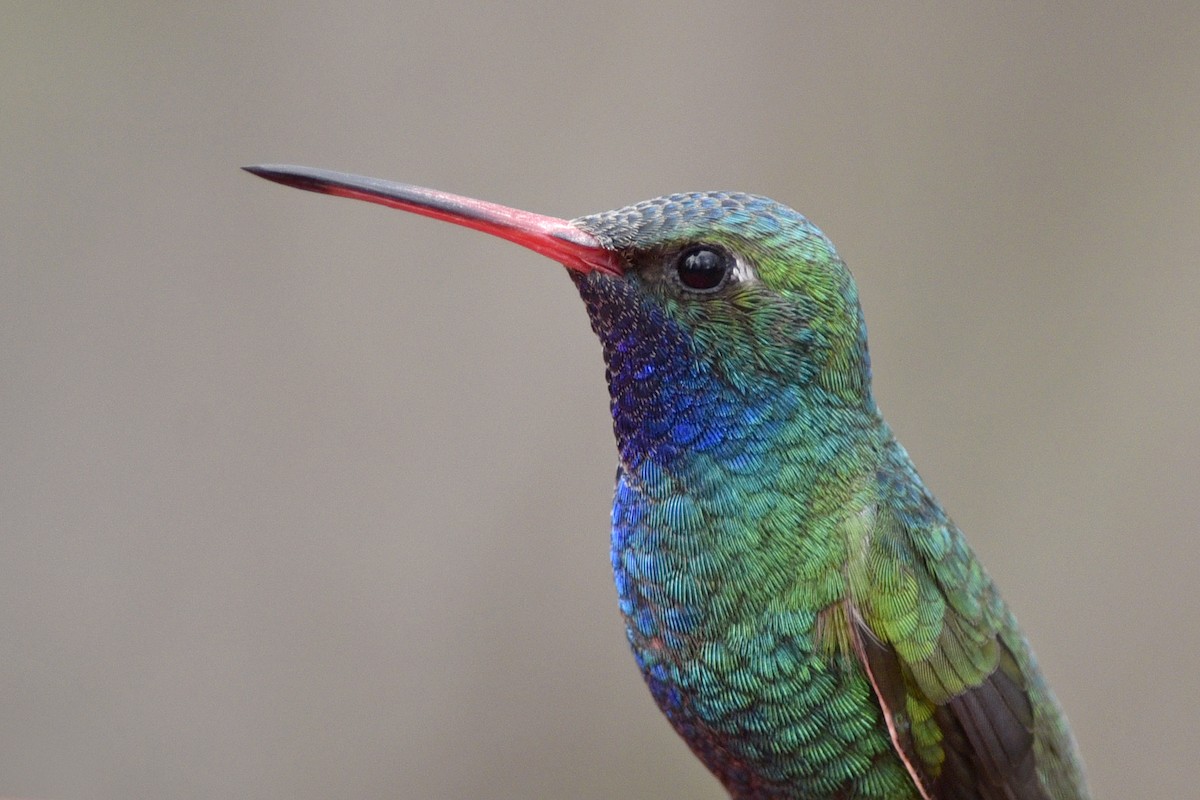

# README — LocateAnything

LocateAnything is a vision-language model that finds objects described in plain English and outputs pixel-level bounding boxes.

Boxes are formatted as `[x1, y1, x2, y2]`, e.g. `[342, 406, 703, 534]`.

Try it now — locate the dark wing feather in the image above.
[935, 642, 1046, 799]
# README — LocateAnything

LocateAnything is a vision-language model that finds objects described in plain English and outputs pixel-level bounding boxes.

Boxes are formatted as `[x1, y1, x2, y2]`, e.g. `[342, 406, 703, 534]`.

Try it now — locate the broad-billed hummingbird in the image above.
[245, 165, 1089, 799]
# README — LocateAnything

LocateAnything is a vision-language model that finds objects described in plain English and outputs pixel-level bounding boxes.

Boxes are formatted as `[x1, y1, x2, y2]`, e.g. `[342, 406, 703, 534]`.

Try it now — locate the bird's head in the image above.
[571, 191, 871, 405]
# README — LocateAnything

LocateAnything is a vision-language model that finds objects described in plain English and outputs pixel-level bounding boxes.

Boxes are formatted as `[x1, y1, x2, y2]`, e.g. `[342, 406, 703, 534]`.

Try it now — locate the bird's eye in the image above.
[674, 245, 733, 292]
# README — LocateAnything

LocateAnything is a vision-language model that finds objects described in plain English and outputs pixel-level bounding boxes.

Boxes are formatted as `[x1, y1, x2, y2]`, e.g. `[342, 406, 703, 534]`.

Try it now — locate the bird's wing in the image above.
[841, 445, 1072, 800]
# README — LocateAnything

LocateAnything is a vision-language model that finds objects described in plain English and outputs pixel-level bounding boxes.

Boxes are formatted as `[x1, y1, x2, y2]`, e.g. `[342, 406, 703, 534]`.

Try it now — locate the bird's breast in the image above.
[610, 468, 918, 799]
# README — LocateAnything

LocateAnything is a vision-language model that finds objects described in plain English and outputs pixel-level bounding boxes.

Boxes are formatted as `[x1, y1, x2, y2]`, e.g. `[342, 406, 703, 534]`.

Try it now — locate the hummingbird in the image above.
[245, 165, 1089, 800]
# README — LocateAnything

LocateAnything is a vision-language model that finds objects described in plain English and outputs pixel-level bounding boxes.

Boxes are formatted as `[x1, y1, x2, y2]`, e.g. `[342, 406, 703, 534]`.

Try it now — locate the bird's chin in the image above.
[572, 261, 652, 312]
[568, 268, 634, 319]
[567, 267, 617, 290]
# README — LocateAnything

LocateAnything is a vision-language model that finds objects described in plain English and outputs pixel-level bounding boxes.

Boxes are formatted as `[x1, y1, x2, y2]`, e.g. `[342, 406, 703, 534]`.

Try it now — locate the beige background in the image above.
[4, 4, 1198, 798]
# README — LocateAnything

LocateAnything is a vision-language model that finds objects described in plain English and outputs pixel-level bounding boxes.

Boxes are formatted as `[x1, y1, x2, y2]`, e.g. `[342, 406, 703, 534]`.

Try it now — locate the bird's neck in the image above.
[577, 275, 881, 507]
[606, 354, 885, 614]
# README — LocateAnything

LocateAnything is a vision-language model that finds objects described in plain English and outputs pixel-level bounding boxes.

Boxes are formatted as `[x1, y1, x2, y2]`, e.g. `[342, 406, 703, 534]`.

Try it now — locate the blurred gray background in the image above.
[3, 3, 1198, 798]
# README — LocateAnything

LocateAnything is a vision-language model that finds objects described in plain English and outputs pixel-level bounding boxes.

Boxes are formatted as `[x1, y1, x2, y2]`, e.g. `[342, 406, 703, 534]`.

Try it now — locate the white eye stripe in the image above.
[730, 253, 757, 284]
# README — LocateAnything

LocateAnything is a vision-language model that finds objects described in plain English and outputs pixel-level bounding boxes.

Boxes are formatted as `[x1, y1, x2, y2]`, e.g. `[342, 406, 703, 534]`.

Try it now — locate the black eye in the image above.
[674, 245, 733, 292]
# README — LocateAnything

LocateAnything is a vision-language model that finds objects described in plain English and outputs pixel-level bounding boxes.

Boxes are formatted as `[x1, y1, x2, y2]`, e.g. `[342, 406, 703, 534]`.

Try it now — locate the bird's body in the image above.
[247, 168, 1089, 799]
